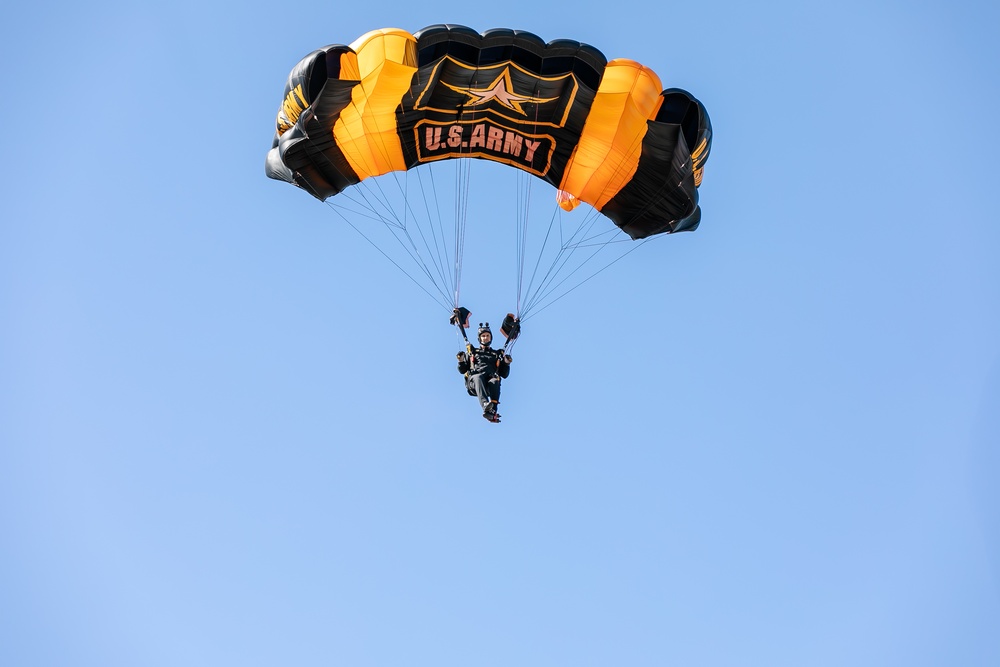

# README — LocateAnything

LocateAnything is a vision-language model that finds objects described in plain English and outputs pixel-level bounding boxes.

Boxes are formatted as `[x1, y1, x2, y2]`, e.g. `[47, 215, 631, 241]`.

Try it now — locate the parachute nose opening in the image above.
[657, 90, 708, 159]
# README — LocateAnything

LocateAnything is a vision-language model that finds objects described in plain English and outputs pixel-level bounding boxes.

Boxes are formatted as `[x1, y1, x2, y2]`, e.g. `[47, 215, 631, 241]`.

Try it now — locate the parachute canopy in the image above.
[266, 25, 712, 239]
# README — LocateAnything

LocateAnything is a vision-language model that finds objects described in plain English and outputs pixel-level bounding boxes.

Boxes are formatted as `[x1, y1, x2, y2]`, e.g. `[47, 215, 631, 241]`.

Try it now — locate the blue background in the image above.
[2, 1, 998, 665]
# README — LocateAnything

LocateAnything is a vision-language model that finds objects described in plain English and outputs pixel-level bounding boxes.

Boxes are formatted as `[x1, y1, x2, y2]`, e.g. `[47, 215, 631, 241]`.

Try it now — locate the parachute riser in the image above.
[451, 306, 474, 354]
[457, 323, 473, 355]
[500, 312, 521, 355]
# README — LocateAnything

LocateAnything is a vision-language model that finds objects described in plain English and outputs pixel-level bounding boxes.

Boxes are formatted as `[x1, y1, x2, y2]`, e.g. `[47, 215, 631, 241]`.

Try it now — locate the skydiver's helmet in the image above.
[477, 323, 492, 345]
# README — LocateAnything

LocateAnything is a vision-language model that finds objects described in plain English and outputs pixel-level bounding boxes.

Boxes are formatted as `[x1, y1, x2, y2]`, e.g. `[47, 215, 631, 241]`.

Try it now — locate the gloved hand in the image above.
[504, 355, 512, 364]
[456, 351, 468, 362]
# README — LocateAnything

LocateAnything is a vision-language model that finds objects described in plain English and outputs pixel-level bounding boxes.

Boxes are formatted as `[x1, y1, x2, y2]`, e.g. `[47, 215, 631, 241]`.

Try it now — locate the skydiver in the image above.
[456, 322, 511, 423]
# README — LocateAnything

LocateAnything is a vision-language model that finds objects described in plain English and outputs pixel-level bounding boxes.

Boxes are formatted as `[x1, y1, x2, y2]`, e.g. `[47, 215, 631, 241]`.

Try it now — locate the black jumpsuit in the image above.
[457, 345, 510, 414]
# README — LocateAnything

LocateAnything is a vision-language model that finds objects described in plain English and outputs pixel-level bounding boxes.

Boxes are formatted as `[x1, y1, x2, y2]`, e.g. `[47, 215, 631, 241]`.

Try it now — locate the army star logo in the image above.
[444, 67, 557, 116]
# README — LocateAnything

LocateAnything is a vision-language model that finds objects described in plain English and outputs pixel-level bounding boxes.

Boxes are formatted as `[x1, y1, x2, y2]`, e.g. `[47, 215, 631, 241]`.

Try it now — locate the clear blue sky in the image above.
[2, 2, 998, 666]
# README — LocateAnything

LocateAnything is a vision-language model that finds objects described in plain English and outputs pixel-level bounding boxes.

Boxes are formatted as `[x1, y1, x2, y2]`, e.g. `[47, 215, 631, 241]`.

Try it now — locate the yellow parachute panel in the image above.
[558, 60, 663, 210]
[334, 29, 417, 179]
